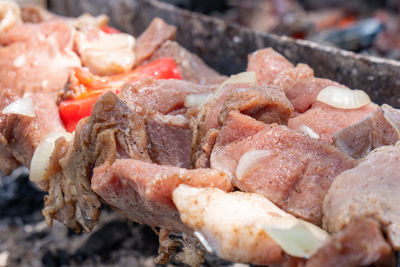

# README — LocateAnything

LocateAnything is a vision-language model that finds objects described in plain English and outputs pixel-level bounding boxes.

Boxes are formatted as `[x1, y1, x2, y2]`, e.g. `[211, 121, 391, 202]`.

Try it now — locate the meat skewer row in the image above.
[0, 2, 399, 266]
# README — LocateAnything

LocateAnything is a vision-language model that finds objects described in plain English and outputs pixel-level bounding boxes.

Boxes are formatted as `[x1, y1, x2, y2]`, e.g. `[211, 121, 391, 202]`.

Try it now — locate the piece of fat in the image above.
[172, 185, 331, 265]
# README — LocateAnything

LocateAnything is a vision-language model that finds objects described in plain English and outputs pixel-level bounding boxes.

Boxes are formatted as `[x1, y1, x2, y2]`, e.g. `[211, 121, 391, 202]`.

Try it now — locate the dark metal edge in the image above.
[48, 0, 400, 106]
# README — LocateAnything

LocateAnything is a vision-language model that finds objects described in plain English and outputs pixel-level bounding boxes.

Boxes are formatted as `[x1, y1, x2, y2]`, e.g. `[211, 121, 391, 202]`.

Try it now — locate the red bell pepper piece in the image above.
[60, 58, 182, 132]
[70, 57, 182, 92]
[100, 26, 121, 34]
[59, 92, 102, 132]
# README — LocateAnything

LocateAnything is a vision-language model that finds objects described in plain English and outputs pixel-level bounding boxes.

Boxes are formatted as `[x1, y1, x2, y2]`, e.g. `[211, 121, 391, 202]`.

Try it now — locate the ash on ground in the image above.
[0, 168, 242, 267]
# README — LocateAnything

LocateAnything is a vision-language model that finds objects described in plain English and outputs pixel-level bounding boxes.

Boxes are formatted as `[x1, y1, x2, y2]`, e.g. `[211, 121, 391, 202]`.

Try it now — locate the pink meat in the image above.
[0, 21, 73, 47]
[333, 104, 400, 158]
[285, 77, 346, 113]
[0, 21, 81, 98]
[145, 40, 227, 85]
[307, 218, 394, 267]
[247, 48, 293, 86]
[323, 145, 400, 249]
[214, 111, 265, 147]
[288, 102, 378, 144]
[91, 159, 233, 232]
[246, 47, 350, 114]
[119, 78, 213, 116]
[133, 17, 177, 67]
[191, 82, 293, 168]
[210, 112, 355, 225]
[271, 63, 314, 93]
[146, 113, 192, 168]
[0, 89, 65, 168]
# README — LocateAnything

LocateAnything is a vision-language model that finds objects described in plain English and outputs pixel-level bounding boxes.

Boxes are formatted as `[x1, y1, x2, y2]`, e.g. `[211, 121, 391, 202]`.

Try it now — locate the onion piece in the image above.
[30, 132, 73, 182]
[2, 97, 35, 117]
[236, 150, 273, 180]
[184, 93, 212, 108]
[264, 218, 330, 258]
[0, 1, 22, 32]
[316, 86, 371, 109]
[299, 125, 319, 139]
[214, 71, 257, 98]
[221, 71, 257, 88]
[194, 231, 214, 253]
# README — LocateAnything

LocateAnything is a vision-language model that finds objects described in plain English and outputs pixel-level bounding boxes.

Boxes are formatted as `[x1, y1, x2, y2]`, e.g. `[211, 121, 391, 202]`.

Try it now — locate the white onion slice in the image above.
[264, 218, 330, 258]
[221, 71, 257, 87]
[194, 231, 214, 253]
[214, 71, 257, 98]
[299, 125, 320, 139]
[184, 93, 212, 108]
[30, 132, 73, 182]
[0, 1, 22, 32]
[2, 97, 35, 117]
[236, 150, 273, 180]
[316, 86, 371, 109]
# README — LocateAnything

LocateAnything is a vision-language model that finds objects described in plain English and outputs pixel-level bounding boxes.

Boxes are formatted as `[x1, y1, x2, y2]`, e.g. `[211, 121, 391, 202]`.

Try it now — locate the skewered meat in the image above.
[323, 144, 400, 249]
[289, 101, 377, 143]
[133, 17, 176, 67]
[91, 159, 233, 232]
[0, 21, 80, 99]
[145, 40, 227, 85]
[333, 104, 400, 158]
[211, 111, 356, 225]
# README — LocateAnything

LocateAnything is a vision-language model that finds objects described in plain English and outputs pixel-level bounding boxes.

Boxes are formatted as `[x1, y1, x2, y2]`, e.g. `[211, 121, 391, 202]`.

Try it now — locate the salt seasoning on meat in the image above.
[46, 92, 150, 232]
[307, 218, 395, 267]
[247, 48, 294, 86]
[146, 113, 192, 168]
[119, 78, 212, 116]
[191, 75, 293, 168]
[323, 144, 400, 250]
[289, 101, 378, 144]
[210, 111, 356, 225]
[0, 21, 81, 99]
[91, 159, 233, 232]
[333, 104, 400, 158]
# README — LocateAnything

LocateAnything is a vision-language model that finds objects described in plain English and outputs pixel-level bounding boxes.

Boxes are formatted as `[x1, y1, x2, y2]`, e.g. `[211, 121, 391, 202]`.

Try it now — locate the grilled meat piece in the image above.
[211, 112, 356, 225]
[289, 102, 378, 144]
[48, 92, 150, 231]
[91, 159, 233, 232]
[191, 82, 293, 168]
[307, 218, 395, 267]
[133, 17, 177, 67]
[146, 113, 192, 168]
[0, 89, 65, 170]
[119, 78, 213, 117]
[0, 21, 81, 99]
[323, 144, 400, 250]
[333, 104, 400, 158]
[146, 40, 227, 85]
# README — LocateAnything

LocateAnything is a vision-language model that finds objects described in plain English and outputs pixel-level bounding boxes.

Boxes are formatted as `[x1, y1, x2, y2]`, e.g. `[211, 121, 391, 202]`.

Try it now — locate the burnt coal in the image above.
[42, 249, 70, 267]
[0, 168, 44, 224]
[77, 221, 132, 258]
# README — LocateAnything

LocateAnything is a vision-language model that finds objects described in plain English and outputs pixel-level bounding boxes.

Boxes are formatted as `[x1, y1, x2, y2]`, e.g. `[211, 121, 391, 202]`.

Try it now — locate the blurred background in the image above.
[161, 0, 400, 60]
